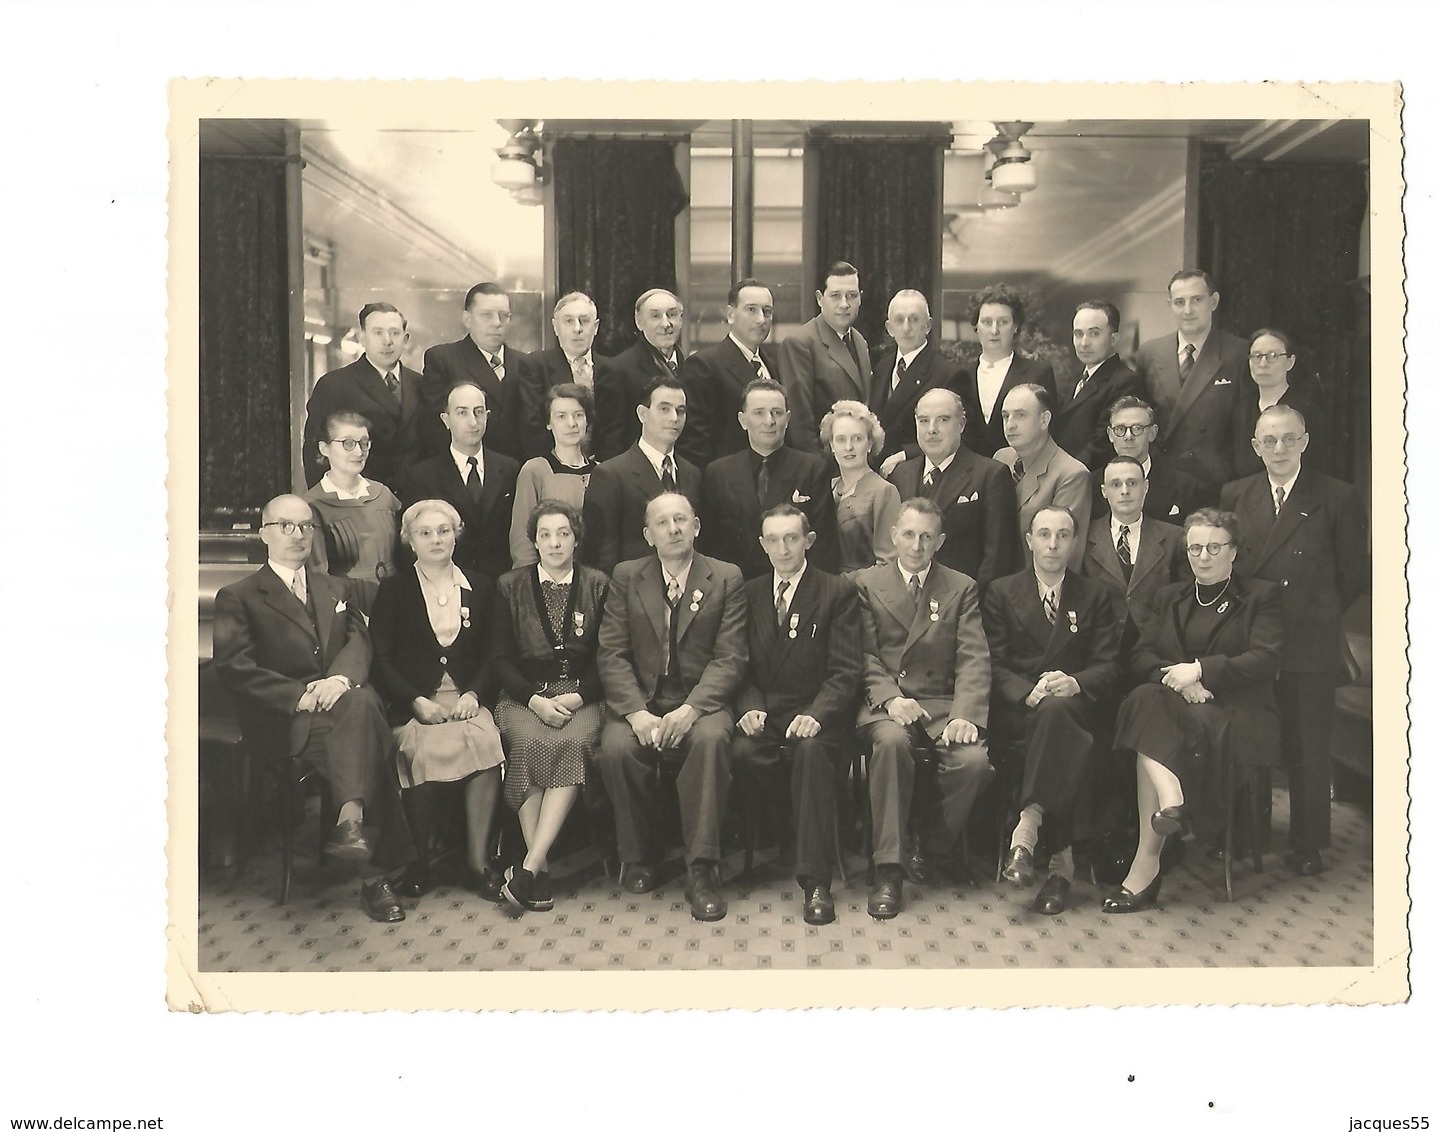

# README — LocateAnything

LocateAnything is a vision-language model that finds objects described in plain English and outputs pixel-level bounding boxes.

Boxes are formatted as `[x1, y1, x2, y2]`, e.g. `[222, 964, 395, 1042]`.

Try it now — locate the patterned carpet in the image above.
[197, 786, 1373, 973]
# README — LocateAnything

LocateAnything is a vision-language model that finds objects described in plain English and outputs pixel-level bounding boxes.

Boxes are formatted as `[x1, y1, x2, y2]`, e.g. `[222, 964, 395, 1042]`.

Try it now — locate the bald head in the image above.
[642, 491, 700, 564]
[260, 494, 315, 568]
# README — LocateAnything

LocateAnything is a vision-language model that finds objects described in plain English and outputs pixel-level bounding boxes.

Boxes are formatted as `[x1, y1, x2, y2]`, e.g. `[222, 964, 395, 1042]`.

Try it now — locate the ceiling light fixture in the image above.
[492, 119, 545, 192]
[986, 120, 1037, 195]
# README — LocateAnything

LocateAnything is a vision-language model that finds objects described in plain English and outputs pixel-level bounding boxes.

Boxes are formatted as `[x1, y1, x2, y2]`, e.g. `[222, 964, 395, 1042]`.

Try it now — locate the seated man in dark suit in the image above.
[212, 494, 418, 923]
[301, 302, 445, 488]
[595, 492, 748, 921]
[781, 260, 872, 454]
[1083, 455, 1188, 648]
[853, 497, 993, 919]
[1053, 300, 1145, 470]
[700, 378, 837, 578]
[869, 289, 964, 476]
[1090, 394, 1206, 522]
[983, 506, 1123, 916]
[889, 388, 1019, 594]
[582, 375, 702, 576]
[955, 284, 1058, 458]
[393, 380, 519, 581]
[733, 505, 862, 925]
[423, 281, 543, 464]
[688, 278, 784, 460]
[1132, 268, 1252, 493]
[1222, 405, 1369, 876]
[596, 288, 702, 464]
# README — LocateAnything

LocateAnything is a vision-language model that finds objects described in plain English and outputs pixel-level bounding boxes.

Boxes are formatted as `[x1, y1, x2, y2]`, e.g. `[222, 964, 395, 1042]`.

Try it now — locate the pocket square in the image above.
[1168, 504, 1180, 515]
[954, 491, 979, 505]
[1212, 377, 1233, 386]
[334, 599, 348, 613]
[792, 489, 812, 504]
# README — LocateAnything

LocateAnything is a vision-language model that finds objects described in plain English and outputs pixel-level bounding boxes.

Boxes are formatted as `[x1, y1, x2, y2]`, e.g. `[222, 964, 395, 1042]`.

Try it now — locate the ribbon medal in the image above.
[573, 611, 585, 635]
[929, 598, 940, 622]
[690, 589, 703, 613]
[788, 613, 800, 639]
[1067, 610, 1078, 634]
[460, 605, 471, 628]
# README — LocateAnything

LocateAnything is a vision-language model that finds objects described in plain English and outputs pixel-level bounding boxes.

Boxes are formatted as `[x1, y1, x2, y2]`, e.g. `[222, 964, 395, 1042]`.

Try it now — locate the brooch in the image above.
[1068, 610, 1078, 634]
[1216, 600, 1230, 614]
[788, 612, 800, 639]
[574, 611, 585, 635]
[690, 589, 703, 612]
[460, 605, 471, 628]
[929, 598, 940, 622]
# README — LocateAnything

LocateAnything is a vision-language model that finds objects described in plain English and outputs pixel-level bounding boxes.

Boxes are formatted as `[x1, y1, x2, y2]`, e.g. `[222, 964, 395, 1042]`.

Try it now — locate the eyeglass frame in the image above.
[1256, 433, 1306, 450]
[1185, 541, 1234, 557]
[1248, 351, 1294, 363]
[260, 520, 318, 536]
[322, 437, 373, 452]
[1107, 423, 1154, 438]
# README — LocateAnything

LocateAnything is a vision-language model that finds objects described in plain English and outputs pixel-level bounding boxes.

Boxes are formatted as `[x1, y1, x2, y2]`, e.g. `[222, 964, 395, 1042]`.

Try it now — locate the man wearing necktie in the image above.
[1052, 300, 1144, 470]
[1221, 405, 1369, 877]
[853, 497, 993, 918]
[598, 288, 702, 463]
[595, 493, 748, 921]
[868, 289, 964, 474]
[779, 260, 873, 454]
[423, 281, 542, 464]
[529, 291, 618, 457]
[301, 302, 446, 487]
[685, 278, 787, 460]
[1132, 269, 1251, 493]
[993, 383, 1093, 570]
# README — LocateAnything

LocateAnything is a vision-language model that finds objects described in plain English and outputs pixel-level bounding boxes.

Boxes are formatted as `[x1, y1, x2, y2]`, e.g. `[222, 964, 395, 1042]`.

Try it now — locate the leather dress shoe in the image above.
[802, 881, 836, 926]
[1150, 805, 1190, 839]
[1287, 850, 1325, 877]
[324, 819, 373, 863]
[867, 866, 903, 919]
[1101, 874, 1162, 914]
[360, 878, 405, 923]
[1001, 845, 1036, 886]
[902, 851, 934, 885]
[466, 865, 505, 902]
[1032, 874, 1071, 916]
[621, 863, 657, 895]
[392, 863, 431, 898]
[684, 862, 727, 922]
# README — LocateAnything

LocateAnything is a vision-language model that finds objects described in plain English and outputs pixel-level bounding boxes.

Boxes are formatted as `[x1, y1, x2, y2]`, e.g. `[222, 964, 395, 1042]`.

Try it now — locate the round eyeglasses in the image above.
[1108, 423, 1152, 438]
[1257, 434, 1305, 450]
[325, 437, 372, 452]
[1185, 541, 1233, 556]
[261, 520, 317, 536]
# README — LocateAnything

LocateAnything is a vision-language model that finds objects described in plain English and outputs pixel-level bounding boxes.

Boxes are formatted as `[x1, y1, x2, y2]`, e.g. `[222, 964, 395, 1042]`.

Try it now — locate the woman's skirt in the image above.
[494, 689, 603, 811]
[394, 674, 505, 789]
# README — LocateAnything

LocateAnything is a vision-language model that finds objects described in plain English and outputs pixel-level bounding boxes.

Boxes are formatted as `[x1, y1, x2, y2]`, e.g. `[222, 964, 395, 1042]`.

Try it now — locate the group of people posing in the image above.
[211, 262, 1368, 931]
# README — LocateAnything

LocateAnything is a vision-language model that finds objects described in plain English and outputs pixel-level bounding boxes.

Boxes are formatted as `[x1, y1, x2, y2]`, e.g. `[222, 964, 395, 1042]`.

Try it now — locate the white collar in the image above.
[365, 356, 399, 381]
[415, 561, 471, 591]
[979, 352, 1014, 369]
[1268, 466, 1301, 499]
[565, 349, 593, 368]
[1110, 512, 1144, 539]
[727, 332, 766, 363]
[450, 444, 484, 480]
[318, 472, 372, 501]
[487, 345, 506, 367]
[897, 563, 930, 590]
[1178, 328, 1211, 357]
[1035, 572, 1065, 602]
[537, 563, 575, 586]
[661, 557, 694, 593]
[267, 560, 305, 590]
[637, 436, 675, 476]
[924, 452, 956, 477]
[773, 562, 807, 603]
[1140, 454, 1153, 476]
[897, 343, 927, 368]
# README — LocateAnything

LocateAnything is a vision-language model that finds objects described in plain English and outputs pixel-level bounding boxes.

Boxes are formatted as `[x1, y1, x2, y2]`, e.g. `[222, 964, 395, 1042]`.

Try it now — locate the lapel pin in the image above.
[788, 612, 800, 639]
[574, 611, 585, 635]
[690, 589, 703, 612]
[1068, 610, 1078, 634]
[929, 597, 940, 622]
[1217, 600, 1230, 614]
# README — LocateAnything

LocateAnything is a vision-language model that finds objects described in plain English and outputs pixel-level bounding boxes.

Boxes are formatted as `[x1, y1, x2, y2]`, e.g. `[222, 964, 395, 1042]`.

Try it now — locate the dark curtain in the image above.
[199, 149, 291, 523]
[552, 138, 689, 358]
[812, 137, 943, 352]
[1198, 148, 1369, 479]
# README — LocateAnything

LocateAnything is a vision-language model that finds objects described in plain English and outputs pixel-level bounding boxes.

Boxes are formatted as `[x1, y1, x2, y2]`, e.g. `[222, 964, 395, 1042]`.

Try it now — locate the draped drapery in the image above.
[551, 138, 690, 359]
[811, 136, 945, 352]
[1198, 148, 1369, 480]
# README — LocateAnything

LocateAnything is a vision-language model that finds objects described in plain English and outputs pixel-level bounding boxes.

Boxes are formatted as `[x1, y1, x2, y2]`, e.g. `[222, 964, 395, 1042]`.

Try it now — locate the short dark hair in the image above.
[640, 374, 687, 408]
[1007, 382, 1053, 415]
[1183, 507, 1241, 548]
[1101, 454, 1146, 479]
[760, 502, 812, 537]
[1106, 394, 1156, 424]
[728, 278, 772, 306]
[740, 378, 787, 411]
[1075, 300, 1121, 333]
[525, 499, 585, 549]
[358, 302, 406, 330]
[1030, 505, 1077, 535]
[464, 281, 508, 310]
[817, 260, 859, 292]
[323, 411, 371, 441]
[968, 284, 1024, 330]
[1168, 269, 1216, 294]
[1248, 326, 1297, 355]
[544, 381, 595, 424]
[897, 496, 944, 523]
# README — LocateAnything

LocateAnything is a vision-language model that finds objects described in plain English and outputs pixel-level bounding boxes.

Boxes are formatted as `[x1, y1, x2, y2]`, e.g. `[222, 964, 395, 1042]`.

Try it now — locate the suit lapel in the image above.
[476, 447, 507, 518]
[1041, 575, 1080, 664]
[1257, 471, 1314, 567]
[935, 452, 977, 507]
[818, 320, 865, 397]
[674, 555, 714, 643]
[258, 570, 317, 640]
[1202, 581, 1245, 655]
[871, 564, 917, 640]
[1019, 576, 1057, 653]
[633, 557, 669, 647]
[1128, 522, 1167, 593]
[770, 567, 818, 667]
[901, 569, 949, 655]
[441, 455, 485, 528]
[1088, 524, 1126, 588]
[312, 575, 339, 658]
[1170, 336, 1225, 429]
[880, 345, 934, 429]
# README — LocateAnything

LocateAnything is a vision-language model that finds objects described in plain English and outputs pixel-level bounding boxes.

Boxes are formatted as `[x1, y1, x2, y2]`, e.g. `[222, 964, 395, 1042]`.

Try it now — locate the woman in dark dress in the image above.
[370, 499, 506, 900]
[1233, 328, 1324, 478]
[509, 383, 598, 568]
[491, 500, 609, 913]
[1103, 508, 1284, 912]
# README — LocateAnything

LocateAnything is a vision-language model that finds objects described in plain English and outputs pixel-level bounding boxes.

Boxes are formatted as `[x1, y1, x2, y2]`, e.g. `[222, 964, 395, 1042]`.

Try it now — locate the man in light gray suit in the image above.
[781, 260, 872, 453]
[993, 384, 1092, 569]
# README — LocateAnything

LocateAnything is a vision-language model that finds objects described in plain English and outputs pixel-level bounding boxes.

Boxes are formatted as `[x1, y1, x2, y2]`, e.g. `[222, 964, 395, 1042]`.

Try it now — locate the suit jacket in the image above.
[956, 354, 1058, 458]
[993, 437, 1093, 569]
[301, 357, 446, 488]
[422, 337, 543, 464]
[867, 342, 965, 464]
[736, 567, 863, 734]
[1128, 575, 1284, 767]
[699, 446, 839, 578]
[890, 446, 1019, 591]
[212, 566, 372, 757]
[581, 444, 703, 577]
[595, 339, 697, 464]
[853, 561, 991, 734]
[1091, 449, 1207, 524]
[368, 566, 495, 726]
[981, 569, 1123, 709]
[1133, 329, 1251, 488]
[596, 552, 748, 717]
[779, 316, 872, 454]
[1221, 466, 1369, 673]
[1052, 355, 1145, 470]
[687, 336, 785, 462]
[392, 448, 520, 581]
[530, 346, 617, 453]
[1081, 515, 1188, 644]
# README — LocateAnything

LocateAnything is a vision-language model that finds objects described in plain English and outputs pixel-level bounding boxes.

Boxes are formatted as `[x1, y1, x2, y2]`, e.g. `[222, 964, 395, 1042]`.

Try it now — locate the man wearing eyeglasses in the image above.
[1132, 269, 1251, 493]
[1089, 395, 1204, 523]
[393, 381, 520, 580]
[301, 302, 447, 488]
[1221, 405, 1368, 877]
[213, 494, 420, 923]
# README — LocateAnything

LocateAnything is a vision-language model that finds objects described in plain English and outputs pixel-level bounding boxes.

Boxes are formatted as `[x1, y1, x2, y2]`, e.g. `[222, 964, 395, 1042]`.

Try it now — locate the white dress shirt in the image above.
[450, 445, 485, 483]
[1268, 467, 1301, 511]
[537, 564, 576, 586]
[637, 436, 677, 480]
[1110, 513, 1144, 557]
[922, 452, 956, 483]
[892, 344, 927, 390]
[728, 333, 772, 381]
[897, 563, 931, 592]
[772, 562, 807, 622]
[267, 560, 307, 600]
[318, 472, 372, 501]
[1177, 329, 1210, 364]
[977, 353, 1015, 421]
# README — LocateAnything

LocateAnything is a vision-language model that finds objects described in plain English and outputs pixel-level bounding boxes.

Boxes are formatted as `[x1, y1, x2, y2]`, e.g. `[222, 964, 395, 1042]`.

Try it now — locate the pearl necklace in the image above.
[1194, 578, 1231, 608]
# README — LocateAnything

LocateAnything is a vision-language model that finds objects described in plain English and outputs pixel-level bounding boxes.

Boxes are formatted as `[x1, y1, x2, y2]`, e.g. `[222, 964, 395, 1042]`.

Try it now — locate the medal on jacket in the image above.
[788, 612, 800, 639]
[460, 604, 471, 628]
[1068, 610, 1078, 634]
[929, 598, 940, 622]
[690, 589, 703, 612]
[573, 611, 585, 636]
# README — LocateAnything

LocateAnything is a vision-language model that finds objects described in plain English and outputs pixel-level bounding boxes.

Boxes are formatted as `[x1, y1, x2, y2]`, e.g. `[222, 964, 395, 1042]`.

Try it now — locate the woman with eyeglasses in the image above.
[1102, 508, 1283, 912]
[305, 411, 402, 610]
[1233, 328, 1324, 478]
[509, 383, 598, 569]
[491, 500, 609, 913]
[369, 499, 506, 901]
